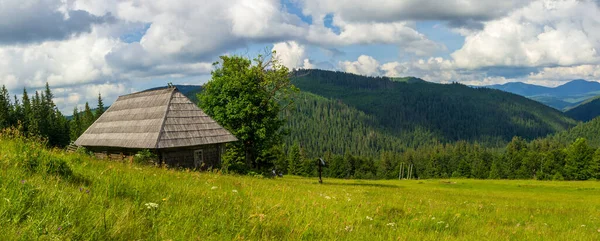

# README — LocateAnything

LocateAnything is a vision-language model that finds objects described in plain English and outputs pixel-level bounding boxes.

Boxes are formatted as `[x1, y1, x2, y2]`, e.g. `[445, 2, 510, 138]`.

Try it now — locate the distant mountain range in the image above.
[482, 79, 600, 110]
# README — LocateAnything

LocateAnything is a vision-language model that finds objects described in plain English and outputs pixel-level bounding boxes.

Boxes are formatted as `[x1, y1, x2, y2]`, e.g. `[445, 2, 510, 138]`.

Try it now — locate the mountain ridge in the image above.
[482, 79, 600, 110]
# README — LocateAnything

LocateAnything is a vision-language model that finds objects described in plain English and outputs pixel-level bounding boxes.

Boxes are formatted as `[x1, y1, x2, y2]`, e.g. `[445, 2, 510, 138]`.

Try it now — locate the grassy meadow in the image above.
[2, 133, 600, 240]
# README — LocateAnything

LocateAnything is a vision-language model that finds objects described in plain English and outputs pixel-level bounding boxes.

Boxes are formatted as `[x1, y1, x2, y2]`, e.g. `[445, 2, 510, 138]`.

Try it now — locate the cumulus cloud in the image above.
[306, 20, 445, 56]
[272, 41, 314, 69]
[452, 0, 600, 69]
[527, 65, 600, 82]
[339, 55, 381, 76]
[0, 28, 119, 90]
[0, 0, 114, 45]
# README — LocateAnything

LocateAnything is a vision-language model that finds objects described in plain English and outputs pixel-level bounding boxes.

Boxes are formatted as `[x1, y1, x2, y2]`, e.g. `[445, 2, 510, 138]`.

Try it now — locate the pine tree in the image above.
[288, 142, 302, 175]
[70, 107, 82, 141]
[95, 93, 105, 118]
[29, 91, 42, 136]
[564, 138, 595, 180]
[12, 95, 23, 129]
[0, 85, 11, 129]
[591, 148, 600, 179]
[82, 102, 94, 131]
[488, 160, 501, 179]
[21, 88, 32, 135]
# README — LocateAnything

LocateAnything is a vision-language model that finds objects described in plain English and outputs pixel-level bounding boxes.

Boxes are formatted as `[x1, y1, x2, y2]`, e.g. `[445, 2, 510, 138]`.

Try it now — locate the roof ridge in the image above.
[154, 87, 177, 149]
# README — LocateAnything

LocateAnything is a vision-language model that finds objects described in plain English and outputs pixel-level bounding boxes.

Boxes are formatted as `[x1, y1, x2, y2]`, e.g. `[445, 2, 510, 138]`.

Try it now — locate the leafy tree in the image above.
[198, 53, 297, 171]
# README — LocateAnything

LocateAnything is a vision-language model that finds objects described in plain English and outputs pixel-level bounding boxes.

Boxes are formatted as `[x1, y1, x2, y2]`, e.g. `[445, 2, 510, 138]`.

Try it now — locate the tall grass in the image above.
[1, 130, 600, 240]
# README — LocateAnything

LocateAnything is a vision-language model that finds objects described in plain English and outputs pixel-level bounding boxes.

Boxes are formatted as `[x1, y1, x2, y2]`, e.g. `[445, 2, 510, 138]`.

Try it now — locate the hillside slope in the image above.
[551, 116, 600, 147]
[289, 70, 577, 153]
[565, 96, 600, 122]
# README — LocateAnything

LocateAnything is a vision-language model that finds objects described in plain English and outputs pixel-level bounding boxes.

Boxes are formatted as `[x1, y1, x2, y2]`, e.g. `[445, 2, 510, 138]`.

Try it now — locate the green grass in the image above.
[2, 134, 600, 240]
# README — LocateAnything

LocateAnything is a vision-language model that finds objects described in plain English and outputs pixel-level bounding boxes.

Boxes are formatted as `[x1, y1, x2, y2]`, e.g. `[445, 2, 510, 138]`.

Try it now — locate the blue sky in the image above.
[1, 0, 600, 112]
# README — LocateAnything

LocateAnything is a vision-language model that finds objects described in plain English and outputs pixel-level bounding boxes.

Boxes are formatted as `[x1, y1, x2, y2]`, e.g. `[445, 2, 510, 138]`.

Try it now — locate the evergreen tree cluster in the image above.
[70, 94, 105, 141]
[278, 137, 600, 181]
[0, 84, 105, 147]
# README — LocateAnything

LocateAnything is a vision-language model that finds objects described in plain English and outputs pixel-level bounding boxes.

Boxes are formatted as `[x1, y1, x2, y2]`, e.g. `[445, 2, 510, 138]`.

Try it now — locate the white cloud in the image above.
[339, 55, 381, 76]
[305, 16, 444, 56]
[0, 28, 119, 90]
[272, 41, 314, 69]
[452, 0, 600, 69]
[528, 65, 600, 82]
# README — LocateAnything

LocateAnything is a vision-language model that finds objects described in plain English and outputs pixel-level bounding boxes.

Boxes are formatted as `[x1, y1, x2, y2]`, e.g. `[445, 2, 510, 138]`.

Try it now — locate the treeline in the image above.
[277, 136, 600, 181]
[70, 95, 105, 141]
[0, 84, 104, 147]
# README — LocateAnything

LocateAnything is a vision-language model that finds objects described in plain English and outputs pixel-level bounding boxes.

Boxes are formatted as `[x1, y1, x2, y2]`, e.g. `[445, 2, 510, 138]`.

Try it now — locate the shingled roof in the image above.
[74, 87, 238, 149]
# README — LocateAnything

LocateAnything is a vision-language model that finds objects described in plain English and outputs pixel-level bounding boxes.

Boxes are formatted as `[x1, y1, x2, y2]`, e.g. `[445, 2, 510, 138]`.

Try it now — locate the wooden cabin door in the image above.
[194, 150, 204, 168]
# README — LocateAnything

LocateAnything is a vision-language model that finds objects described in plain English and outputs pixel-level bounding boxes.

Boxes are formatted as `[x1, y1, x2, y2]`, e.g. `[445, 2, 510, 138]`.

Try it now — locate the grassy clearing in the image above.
[1, 135, 600, 240]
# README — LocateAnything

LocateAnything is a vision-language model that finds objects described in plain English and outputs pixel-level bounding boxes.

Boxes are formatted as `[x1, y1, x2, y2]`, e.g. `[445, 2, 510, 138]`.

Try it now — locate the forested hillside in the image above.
[285, 69, 577, 157]
[550, 117, 600, 147]
[565, 97, 600, 122]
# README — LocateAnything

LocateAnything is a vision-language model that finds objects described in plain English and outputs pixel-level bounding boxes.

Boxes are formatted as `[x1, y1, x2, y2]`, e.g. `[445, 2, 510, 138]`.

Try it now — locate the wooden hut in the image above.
[74, 87, 238, 169]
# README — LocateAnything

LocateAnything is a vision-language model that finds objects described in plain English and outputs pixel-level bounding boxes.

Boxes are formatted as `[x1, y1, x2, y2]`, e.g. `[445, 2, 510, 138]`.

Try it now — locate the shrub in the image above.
[134, 149, 158, 165]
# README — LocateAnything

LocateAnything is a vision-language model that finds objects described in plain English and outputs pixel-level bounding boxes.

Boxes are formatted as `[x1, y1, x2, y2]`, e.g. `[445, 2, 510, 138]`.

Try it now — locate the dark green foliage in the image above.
[0, 84, 70, 147]
[133, 150, 158, 165]
[198, 54, 297, 172]
[220, 144, 248, 174]
[287, 142, 302, 175]
[286, 70, 577, 158]
[565, 97, 600, 122]
[551, 116, 600, 147]
[95, 93, 105, 117]
[564, 138, 595, 180]
[44, 157, 73, 178]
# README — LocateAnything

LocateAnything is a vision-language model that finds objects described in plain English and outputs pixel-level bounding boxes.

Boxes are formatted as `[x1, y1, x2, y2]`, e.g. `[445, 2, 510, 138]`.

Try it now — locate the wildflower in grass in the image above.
[431, 217, 436, 220]
[20, 180, 25, 184]
[232, 189, 238, 193]
[325, 196, 331, 200]
[79, 187, 83, 192]
[162, 198, 168, 201]
[145, 202, 159, 209]
[386, 223, 395, 227]
[347, 198, 351, 201]
[366, 216, 373, 221]
[581, 225, 586, 227]
[445, 224, 449, 228]
[86, 189, 90, 194]
[344, 225, 353, 232]
[437, 221, 445, 224]
[211, 186, 218, 190]
[57, 226, 62, 231]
